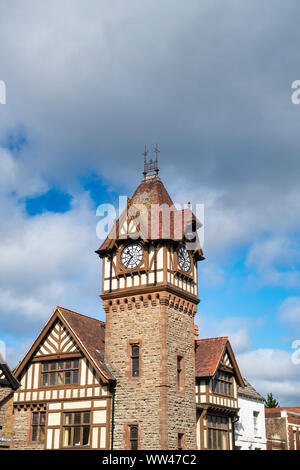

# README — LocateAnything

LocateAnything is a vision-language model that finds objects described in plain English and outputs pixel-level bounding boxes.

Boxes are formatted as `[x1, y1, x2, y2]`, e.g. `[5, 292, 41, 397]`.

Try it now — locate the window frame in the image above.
[129, 425, 139, 450]
[62, 410, 91, 449]
[31, 411, 46, 443]
[40, 358, 80, 388]
[131, 344, 140, 378]
[207, 414, 229, 450]
[177, 355, 184, 391]
[211, 370, 233, 397]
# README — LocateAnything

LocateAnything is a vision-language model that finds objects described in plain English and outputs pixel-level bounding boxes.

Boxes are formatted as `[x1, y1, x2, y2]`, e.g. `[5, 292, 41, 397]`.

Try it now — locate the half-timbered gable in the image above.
[195, 336, 245, 450]
[11, 307, 114, 450]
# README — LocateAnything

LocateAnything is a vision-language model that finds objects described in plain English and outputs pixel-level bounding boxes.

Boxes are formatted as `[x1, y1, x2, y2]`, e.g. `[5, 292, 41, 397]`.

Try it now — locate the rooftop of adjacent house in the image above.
[238, 378, 265, 402]
[0, 353, 20, 390]
[195, 336, 229, 377]
[265, 407, 300, 416]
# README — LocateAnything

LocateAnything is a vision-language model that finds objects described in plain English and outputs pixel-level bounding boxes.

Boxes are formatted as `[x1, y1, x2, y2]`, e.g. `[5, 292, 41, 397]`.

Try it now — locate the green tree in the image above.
[264, 393, 279, 408]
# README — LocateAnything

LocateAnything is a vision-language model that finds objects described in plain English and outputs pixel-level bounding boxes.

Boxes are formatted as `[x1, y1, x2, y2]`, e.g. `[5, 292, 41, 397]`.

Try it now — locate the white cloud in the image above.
[245, 236, 300, 288]
[277, 297, 300, 329]
[196, 314, 253, 353]
[237, 348, 300, 405]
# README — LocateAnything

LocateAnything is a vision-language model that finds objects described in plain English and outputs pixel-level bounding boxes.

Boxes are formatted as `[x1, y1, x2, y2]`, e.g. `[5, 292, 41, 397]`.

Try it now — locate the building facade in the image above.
[7, 160, 252, 450]
[195, 336, 244, 450]
[235, 379, 266, 450]
[0, 355, 20, 449]
[265, 408, 300, 450]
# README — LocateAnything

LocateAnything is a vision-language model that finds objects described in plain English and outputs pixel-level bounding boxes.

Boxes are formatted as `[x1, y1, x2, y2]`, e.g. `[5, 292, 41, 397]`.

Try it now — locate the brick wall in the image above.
[265, 417, 287, 450]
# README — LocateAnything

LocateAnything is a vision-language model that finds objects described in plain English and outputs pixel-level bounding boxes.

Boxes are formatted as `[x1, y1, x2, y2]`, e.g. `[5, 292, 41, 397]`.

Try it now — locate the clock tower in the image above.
[96, 151, 204, 450]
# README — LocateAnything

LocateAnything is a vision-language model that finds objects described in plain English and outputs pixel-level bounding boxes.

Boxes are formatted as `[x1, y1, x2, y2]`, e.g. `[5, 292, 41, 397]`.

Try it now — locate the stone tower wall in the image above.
[103, 291, 197, 450]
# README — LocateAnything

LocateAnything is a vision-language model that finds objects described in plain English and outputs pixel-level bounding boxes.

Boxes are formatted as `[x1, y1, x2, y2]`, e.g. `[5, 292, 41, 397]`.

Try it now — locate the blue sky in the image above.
[0, 0, 300, 405]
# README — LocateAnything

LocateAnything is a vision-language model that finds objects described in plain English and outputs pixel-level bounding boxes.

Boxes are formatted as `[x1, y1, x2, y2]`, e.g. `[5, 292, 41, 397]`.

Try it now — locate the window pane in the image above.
[130, 426, 138, 439]
[132, 357, 139, 377]
[42, 374, 48, 386]
[73, 427, 81, 447]
[72, 370, 79, 384]
[32, 413, 39, 425]
[132, 345, 139, 357]
[82, 427, 90, 446]
[213, 429, 216, 450]
[65, 371, 71, 385]
[40, 413, 46, 425]
[131, 439, 138, 450]
[39, 426, 45, 442]
[64, 427, 71, 447]
[58, 360, 64, 370]
[74, 412, 81, 425]
[73, 359, 79, 369]
[43, 362, 49, 371]
[64, 413, 72, 425]
[65, 360, 71, 369]
[83, 412, 90, 424]
[49, 373, 55, 386]
[208, 429, 212, 449]
[32, 426, 38, 441]
[222, 431, 227, 450]
[57, 372, 63, 385]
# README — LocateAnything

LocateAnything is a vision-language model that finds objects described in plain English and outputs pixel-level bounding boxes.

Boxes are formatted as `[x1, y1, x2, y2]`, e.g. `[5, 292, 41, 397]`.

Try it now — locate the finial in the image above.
[143, 145, 148, 163]
[143, 144, 160, 179]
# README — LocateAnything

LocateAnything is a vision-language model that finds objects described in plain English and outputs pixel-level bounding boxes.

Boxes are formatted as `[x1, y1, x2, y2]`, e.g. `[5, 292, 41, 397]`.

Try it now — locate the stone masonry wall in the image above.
[0, 387, 14, 448]
[11, 407, 44, 450]
[165, 304, 196, 449]
[103, 292, 197, 450]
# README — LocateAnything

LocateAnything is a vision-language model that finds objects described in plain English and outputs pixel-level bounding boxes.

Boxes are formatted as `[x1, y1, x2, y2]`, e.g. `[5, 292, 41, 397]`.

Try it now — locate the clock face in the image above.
[178, 246, 191, 273]
[121, 243, 144, 270]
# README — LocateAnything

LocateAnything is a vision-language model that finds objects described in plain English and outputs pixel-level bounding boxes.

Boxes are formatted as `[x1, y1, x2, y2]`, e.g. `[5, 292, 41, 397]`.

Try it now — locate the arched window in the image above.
[131, 344, 140, 377]
[130, 426, 138, 450]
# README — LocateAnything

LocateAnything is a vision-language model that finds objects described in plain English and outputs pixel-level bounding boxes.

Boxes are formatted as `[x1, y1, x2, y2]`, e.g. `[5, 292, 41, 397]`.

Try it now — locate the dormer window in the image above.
[212, 371, 232, 396]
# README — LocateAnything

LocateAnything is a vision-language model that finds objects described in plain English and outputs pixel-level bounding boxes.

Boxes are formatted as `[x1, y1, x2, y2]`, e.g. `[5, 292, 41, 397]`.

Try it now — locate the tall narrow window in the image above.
[31, 411, 46, 442]
[178, 433, 185, 450]
[177, 356, 183, 390]
[130, 426, 139, 450]
[253, 411, 259, 436]
[131, 344, 140, 377]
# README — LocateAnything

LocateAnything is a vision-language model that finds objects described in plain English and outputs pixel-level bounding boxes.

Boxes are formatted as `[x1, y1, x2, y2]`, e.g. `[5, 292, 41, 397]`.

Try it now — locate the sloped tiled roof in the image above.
[195, 336, 245, 387]
[238, 378, 264, 402]
[265, 407, 300, 416]
[57, 307, 114, 382]
[96, 175, 203, 256]
[14, 307, 115, 383]
[195, 337, 229, 377]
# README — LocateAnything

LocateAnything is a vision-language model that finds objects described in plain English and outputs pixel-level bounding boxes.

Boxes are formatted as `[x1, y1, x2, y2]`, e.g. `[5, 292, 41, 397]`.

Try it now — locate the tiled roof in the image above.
[265, 407, 300, 415]
[195, 337, 229, 377]
[96, 175, 203, 255]
[58, 307, 114, 382]
[238, 378, 264, 402]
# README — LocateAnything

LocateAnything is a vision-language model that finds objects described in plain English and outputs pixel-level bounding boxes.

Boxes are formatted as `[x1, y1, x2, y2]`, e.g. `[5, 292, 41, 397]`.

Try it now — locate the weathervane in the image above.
[143, 144, 159, 178]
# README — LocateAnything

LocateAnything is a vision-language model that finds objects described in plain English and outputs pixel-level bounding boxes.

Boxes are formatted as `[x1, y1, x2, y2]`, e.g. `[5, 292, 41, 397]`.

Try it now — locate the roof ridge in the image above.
[57, 306, 105, 325]
[196, 336, 228, 343]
